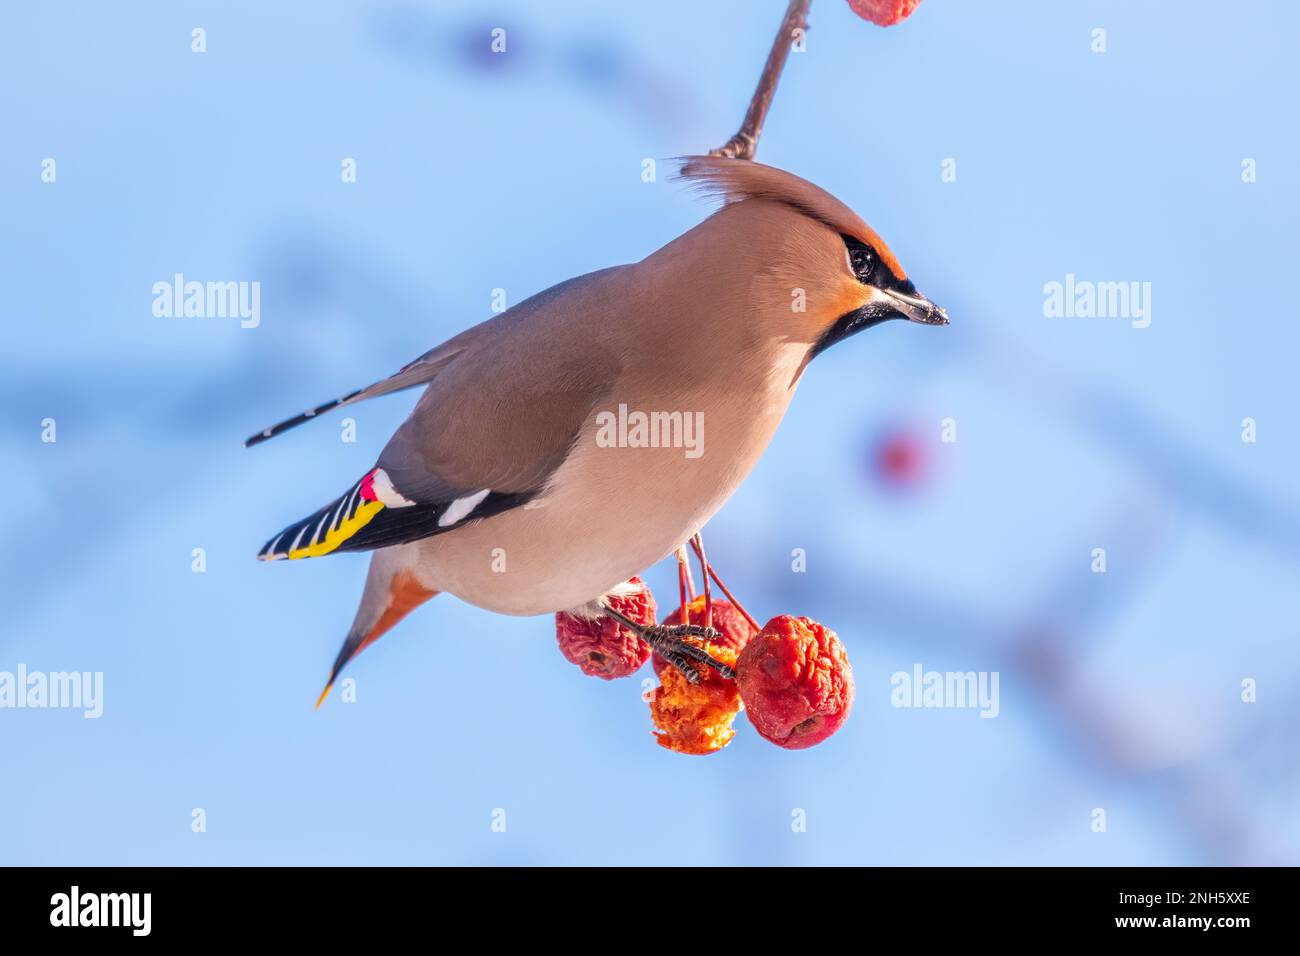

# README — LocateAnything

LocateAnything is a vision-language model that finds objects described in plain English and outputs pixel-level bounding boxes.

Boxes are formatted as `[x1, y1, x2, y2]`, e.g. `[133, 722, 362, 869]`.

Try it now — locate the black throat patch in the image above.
[810, 302, 898, 358]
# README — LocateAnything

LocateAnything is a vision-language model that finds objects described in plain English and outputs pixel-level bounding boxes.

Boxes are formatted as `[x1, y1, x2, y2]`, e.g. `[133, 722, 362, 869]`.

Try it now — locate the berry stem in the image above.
[690, 536, 762, 633]
[676, 546, 692, 625]
[691, 532, 715, 630]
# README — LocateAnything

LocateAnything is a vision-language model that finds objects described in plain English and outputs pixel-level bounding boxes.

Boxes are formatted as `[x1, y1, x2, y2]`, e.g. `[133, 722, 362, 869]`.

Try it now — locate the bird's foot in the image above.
[641, 623, 737, 684]
[600, 605, 736, 684]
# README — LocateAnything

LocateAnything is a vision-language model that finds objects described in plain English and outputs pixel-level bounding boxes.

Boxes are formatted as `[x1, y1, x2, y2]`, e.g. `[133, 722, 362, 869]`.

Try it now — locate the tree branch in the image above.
[709, 0, 812, 160]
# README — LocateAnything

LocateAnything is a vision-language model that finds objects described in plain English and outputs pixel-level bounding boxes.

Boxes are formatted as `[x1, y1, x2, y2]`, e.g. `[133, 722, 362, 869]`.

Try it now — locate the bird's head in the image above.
[677, 157, 947, 358]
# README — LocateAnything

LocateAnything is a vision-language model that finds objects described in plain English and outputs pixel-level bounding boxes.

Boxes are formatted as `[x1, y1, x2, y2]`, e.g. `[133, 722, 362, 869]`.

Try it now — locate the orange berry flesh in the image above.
[649, 643, 742, 755]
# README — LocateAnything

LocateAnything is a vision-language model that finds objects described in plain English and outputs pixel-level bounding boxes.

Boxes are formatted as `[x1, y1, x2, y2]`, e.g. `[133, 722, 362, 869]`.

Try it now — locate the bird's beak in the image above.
[811, 283, 949, 358]
[881, 286, 949, 326]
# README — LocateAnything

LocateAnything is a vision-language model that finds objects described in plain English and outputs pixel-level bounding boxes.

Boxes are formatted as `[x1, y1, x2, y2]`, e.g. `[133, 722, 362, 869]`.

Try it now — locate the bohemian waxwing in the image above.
[247, 157, 947, 701]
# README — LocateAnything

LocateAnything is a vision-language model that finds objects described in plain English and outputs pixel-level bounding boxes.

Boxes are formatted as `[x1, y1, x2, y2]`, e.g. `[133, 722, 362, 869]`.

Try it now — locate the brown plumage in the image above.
[247, 158, 947, 698]
[678, 156, 909, 281]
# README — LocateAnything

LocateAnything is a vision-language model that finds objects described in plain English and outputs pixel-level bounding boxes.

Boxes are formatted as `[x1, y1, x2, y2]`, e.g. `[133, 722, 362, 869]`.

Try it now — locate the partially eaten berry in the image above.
[650, 642, 742, 755]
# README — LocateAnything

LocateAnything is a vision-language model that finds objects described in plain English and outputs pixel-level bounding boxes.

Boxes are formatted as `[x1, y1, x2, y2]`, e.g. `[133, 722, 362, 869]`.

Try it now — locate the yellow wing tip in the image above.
[314, 681, 334, 710]
[259, 498, 386, 562]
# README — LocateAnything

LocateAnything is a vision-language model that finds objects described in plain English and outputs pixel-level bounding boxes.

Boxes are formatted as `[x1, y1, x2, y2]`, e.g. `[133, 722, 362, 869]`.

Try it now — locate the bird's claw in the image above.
[642, 624, 736, 683]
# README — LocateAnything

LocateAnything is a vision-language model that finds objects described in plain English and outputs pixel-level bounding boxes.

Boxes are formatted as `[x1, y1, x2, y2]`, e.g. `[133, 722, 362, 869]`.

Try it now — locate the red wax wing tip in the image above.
[847, 0, 922, 27]
[736, 615, 855, 750]
[358, 469, 379, 502]
[555, 576, 655, 679]
[652, 597, 758, 679]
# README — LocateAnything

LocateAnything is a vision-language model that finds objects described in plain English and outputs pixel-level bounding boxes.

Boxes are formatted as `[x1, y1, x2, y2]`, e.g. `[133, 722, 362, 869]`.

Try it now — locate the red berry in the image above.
[555, 577, 655, 679]
[873, 428, 927, 490]
[736, 615, 855, 749]
[649, 642, 742, 755]
[847, 0, 922, 27]
[651, 596, 757, 678]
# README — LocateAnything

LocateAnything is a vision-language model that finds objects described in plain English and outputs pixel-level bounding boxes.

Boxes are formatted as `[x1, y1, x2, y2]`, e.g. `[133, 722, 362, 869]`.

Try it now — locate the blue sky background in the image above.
[3, 0, 1298, 865]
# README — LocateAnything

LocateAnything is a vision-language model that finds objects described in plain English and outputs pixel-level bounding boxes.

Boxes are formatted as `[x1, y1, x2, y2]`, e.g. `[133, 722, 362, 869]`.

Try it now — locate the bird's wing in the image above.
[256, 465, 538, 561]
[257, 267, 631, 559]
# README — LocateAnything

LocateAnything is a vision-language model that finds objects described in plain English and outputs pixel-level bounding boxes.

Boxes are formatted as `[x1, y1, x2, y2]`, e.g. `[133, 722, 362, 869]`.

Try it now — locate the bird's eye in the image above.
[850, 247, 874, 277]
[842, 236, 875, 283]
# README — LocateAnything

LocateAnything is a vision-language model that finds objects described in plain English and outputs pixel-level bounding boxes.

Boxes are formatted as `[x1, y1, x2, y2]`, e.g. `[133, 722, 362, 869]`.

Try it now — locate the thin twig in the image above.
[690, 537, 762, 633]
[709, 0, 812, 160]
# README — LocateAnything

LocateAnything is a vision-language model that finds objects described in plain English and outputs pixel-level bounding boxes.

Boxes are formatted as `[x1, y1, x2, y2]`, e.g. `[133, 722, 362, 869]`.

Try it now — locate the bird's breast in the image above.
[413, 341, 808, 615]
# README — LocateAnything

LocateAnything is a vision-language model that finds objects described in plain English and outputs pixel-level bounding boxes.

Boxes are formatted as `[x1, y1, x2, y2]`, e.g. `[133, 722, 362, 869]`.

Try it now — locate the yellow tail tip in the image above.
[314, 682, 334, 710]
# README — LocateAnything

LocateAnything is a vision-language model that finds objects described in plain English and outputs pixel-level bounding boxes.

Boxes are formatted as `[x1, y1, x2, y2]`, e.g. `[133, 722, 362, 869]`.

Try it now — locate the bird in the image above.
[246, 156, 947, 703]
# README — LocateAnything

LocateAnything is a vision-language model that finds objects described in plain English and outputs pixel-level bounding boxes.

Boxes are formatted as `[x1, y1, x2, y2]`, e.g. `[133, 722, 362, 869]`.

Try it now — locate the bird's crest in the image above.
[676, 156, 906, 281]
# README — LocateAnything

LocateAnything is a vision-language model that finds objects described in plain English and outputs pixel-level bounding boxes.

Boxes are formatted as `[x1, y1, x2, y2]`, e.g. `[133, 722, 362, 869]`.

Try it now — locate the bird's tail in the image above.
[316, 548, 439, 708]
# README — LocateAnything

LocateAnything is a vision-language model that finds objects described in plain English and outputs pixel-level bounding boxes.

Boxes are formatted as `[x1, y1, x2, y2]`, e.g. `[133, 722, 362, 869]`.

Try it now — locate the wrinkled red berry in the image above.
[555, 577, 655, 679]
[736, 615, 855, 749]
[847, 0, 922, 27]
[651, 596, 757, 678]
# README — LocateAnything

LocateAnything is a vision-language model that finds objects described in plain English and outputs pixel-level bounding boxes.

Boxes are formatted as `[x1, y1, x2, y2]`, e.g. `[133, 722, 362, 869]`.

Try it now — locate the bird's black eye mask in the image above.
[811, 235, 920, 357]
[842, 233, 912, 294]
